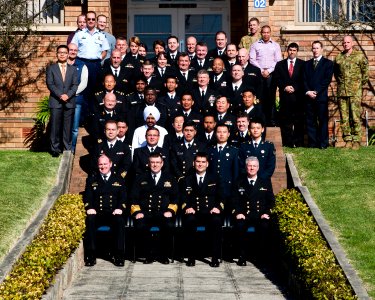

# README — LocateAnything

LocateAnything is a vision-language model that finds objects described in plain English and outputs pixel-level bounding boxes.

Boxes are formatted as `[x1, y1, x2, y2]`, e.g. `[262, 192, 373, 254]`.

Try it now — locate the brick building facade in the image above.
[0, 0, 373, 149]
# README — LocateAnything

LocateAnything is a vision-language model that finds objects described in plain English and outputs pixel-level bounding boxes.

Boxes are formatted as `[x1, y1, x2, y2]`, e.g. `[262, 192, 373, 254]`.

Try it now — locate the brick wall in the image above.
[0, 0, 373, 149]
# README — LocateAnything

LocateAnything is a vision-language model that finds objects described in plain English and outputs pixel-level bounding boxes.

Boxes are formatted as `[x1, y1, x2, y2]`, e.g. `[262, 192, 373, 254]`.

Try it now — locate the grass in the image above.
[0, 151, 60, 263]
[286, 146, 375, 298]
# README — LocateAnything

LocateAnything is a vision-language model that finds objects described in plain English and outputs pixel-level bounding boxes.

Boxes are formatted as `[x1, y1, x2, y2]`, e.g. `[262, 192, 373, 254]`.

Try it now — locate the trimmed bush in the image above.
[0, 194, 85, 299]
[274, 189, 356, 299]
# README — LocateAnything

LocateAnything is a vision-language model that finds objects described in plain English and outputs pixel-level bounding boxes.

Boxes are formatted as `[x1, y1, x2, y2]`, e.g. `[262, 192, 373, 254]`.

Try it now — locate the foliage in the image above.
[23, 95, 50, 150]
[274, 189, 356, 299]
[0, 0, 67, 111]
[0, 151, 60, 261]
[0, 194, 86, 299]
[368, 126, 375, 146]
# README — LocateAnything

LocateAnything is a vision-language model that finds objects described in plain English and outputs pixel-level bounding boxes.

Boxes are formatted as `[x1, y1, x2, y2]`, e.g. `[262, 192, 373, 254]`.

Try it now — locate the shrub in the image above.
[274, 189, 356, 299]
[0, 194, 85, 299]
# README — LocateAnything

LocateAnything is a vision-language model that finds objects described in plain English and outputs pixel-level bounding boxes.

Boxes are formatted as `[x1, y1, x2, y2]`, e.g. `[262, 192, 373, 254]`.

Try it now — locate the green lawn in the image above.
[286, 146, 375, 298]
[0, 151, 60, 262]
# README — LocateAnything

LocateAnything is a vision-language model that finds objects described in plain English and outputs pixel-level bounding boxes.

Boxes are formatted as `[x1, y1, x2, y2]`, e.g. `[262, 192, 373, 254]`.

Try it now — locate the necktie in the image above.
[153, 174, 157, 185]
[218, 145, 223, 154]
[171, 54, 175, 60]
[241, 132, 244, 138]
[313, 59, 318, 69]
[182, 72, 186, 80]
[254, 142, 258, 148]
[170, 94, 174, 101]
[114, 69, 118, 77]
[139, 94, 144, 101]
[199, 60, 203, 68]
[201, 90, 205, 101]
[150, 147, 154, 152]
[187, 143, 191, 149]
[184, 112, 188, 118]
[214, 75, 218, 83]
[218, 115, 222, 121]
[207, 134, 211, 141]
[250, 179, 254, 186]
[288, 60, 294, 77]
[218, 50, 222, 56]
[61, 64, 66, 81]
[160, 68, 164, 76]
[103, 175, 108, 182]
[109, 143, 113, 148]
[198, 176, 203, 187]
[234, 86, 238, 93]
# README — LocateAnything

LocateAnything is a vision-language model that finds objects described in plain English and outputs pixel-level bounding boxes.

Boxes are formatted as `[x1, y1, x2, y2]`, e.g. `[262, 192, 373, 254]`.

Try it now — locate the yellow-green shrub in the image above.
[0, 194, 85, 299]
[274, 189, 356, 299]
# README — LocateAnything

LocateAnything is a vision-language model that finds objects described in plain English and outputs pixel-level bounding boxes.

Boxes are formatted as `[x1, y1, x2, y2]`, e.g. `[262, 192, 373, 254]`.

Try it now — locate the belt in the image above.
[77, 57, 101, 62]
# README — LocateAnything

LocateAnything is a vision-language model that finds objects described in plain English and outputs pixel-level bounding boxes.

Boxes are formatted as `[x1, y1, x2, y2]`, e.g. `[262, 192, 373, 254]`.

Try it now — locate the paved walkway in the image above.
[63, 259, 289, 299]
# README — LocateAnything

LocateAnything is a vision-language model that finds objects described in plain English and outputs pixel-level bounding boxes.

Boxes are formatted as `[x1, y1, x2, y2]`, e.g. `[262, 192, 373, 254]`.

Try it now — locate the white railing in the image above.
[27, 0, 63, 24]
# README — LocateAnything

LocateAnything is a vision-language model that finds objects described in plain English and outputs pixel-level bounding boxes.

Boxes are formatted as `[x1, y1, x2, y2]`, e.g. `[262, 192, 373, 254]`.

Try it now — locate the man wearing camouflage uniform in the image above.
[334, 35, 369, 150]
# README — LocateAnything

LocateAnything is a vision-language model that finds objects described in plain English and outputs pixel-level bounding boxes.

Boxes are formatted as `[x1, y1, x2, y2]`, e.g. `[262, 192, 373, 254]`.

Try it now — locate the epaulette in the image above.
[126, 92, 134, 97]
[116, 91, 125, 95]
[98, 139, 102, 143]
[95, 91, 102, 96]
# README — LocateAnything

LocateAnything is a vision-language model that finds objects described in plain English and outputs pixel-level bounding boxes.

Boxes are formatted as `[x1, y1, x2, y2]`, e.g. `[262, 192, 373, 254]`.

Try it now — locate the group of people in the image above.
[45, 11, 369, 267]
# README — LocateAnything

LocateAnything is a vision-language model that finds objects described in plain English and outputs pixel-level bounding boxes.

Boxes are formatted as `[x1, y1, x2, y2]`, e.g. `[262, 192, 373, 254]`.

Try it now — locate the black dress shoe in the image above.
[209, 258, 220, 268]
[159, 256, 170, 264]
[51, 151, 60, 157]
[113, 257, 125, 267]
[237, 257, 247, 266]
[85, 256, 96, 267]
[144, 257, 154, 264]
[186, 258, 195, 267]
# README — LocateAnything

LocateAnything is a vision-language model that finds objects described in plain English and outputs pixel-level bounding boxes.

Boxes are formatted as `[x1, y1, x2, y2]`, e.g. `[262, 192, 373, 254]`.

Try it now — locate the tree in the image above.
[0, 0, 67, 111]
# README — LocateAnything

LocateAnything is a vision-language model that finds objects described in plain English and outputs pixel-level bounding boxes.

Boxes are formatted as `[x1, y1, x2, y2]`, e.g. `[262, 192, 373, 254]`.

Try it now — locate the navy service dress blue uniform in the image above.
[231, 176, 274, 260]
[238, 140, 276, 179]
[83, 172, 127, 263]
[94, 139, 132, 179]
[181, 173, 224, 264]
[170, 140, 206, 182]
[130, 172, 178, 262]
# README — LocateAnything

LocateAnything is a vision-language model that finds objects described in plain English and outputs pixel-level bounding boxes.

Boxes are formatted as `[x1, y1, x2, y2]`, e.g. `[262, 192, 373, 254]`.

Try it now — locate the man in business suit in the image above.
[231, 156, 274, 266]
[304, 41, 334, 149]
[46, 45, 78, 157]
[273, 42, 305, 147]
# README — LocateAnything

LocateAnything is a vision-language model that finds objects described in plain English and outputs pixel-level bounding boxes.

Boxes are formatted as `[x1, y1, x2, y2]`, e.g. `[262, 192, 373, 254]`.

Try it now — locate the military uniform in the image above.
[231, 176, 274, 259]
[207, 144, 239, 200]
[238, 33, 261, 50]
[130, 171, 178, 261]
[181, 172, 224, 261]
[83, 172, 127, 261]
[238, 140, 276, 179]
[94, 139, 132, 179]
[94, 90, 127, 115]
[90, 107, 122, 139]
[132, 146, 170, 176]
[334, 50, 369, 142]
[229, 130, 251, 148]
[170, 140, 206, 182]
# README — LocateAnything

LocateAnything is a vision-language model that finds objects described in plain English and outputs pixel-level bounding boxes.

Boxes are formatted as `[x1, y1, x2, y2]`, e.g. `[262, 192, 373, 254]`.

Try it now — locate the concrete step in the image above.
[63, 259, 289, 300]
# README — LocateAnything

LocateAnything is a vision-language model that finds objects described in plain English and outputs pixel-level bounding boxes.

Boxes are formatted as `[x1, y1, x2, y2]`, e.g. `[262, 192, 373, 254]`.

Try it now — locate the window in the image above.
[27, 0, 64, 24]
[299, 0, 373, 23]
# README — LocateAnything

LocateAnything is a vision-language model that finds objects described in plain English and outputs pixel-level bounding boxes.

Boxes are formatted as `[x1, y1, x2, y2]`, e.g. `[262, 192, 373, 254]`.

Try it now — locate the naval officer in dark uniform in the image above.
[181, 152, 224, 268]
[83, 154, 127, 267]
[232, 156, 274, 266]
[130, 153, 178, 264]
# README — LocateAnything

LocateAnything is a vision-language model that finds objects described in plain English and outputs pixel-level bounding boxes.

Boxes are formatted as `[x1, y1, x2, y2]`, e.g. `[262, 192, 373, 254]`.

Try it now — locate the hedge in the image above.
[274, 189, 356, 299]
[0, 194, 85, 299]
